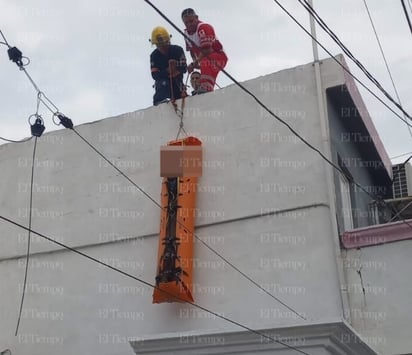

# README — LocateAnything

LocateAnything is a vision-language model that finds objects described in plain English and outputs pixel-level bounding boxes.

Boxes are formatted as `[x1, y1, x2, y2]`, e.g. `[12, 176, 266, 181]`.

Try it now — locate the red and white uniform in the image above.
[185, 21, 228, 92]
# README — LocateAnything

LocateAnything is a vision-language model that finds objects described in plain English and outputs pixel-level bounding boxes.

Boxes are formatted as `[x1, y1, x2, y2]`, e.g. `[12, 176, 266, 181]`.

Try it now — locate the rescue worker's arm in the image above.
[168, 47, 187, 78]
[190, 51, 197, 62]
[186, 51, 197, 73]
[150, 53, 168, 81]
[176, 47, 187, 74]
[190, 23, 215, 65]
[185, 38, 196, 61]
[194, 47, 213, 63]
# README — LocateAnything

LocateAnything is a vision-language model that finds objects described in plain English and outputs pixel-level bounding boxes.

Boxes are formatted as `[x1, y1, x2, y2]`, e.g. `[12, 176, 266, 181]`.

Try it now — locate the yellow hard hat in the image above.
[151, 26, 171, 45]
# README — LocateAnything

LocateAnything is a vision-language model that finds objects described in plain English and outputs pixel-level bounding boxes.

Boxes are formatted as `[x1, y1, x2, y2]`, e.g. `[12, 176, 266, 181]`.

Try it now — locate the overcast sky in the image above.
[1, 0, 411, 163]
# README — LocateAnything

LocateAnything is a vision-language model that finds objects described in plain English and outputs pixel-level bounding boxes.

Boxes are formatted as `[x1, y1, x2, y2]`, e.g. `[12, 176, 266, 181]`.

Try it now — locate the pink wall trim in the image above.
[341, 219, 412, 249]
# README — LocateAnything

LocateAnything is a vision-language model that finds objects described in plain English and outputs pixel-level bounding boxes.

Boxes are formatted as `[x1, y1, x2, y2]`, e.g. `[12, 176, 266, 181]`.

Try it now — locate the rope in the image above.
[169, 61, 176, 103]
[15, 136, 38, 335]
[167, 62, 189, 140]
[174, 75, 190, 140]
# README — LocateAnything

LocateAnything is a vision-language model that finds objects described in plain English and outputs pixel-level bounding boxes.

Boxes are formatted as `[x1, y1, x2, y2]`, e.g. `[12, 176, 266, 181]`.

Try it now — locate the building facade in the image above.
[0, 55, 406, 355]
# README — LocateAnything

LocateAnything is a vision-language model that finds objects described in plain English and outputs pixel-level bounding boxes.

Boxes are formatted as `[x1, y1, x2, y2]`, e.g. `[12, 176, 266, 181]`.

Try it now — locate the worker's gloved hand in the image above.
[168, 59, 179, 77]
[187, 61, 199, 74]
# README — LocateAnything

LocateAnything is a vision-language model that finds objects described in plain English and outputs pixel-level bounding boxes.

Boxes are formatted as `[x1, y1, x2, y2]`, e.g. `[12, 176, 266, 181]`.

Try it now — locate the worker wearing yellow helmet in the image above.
[150, 26, 187, 105]
[151, 26, 171, 46]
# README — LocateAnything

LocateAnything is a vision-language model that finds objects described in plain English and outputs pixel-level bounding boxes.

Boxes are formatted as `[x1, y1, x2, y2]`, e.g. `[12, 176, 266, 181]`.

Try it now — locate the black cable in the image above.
[401, 0, 412, 35]
[14, 136, 38, 336]
[270, 0, 412, 200]
[0, 30, 41, 141]
[141, 0, 396, 202]
[0, 215, 311, 355]
[301, 0, 408, 110]
[142, 1, 412, 129]
[0, 136, 33, 143]
[0, 29, 10, 47]
[1, 15, 408, 324]
[298, 0, 412, 131]
[141, 3, 412, 239]
[2, 11, 406, 319]
[70, 126, 307, 321]
[0, 30, 56, 112]
[0, 16, 406, 351]
[391, 155, 412, 188]
[0, 26, 407, 207]
[0, 28, 307, 320]
[386, 155, 412, 226]
[194, 233, 307, 320]
[389, 199, 412, 222]
[71, 128, 160, 207]
[384, 168, 412, 224]
[298, 0, 412, 124]
[362, 0, 412, 136]
[3, 13, 409, 261]
[143, 0, 406, 204]
[20, 68, 41, 92]
[390, 151, 412, 160]
[0, 20, 407, 350]
[1, 36, 310, 343]
[274, 0, 412, 227]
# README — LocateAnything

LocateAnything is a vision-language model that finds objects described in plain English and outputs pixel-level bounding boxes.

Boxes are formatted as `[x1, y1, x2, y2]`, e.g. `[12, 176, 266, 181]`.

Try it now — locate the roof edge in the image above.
[337, 54, 392, 179]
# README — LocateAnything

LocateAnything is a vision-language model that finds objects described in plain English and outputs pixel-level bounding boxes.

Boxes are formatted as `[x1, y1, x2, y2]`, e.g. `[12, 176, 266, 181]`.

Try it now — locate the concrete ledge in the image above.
[129, 321, 377, 354]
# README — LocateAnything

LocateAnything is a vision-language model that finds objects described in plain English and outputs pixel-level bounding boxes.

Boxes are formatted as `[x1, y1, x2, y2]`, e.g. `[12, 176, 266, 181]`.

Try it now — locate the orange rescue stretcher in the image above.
[153, 136, 202, 303]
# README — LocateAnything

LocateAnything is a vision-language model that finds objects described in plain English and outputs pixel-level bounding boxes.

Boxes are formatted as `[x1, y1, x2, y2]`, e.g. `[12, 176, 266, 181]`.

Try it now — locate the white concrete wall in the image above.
[344, 239, 412, 355]
[0, 59, 346, 354]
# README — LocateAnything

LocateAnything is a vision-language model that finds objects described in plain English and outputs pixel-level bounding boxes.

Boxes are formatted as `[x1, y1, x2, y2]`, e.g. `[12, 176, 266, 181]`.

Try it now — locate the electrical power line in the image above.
[1, 4, 409, 319]
[2, 119, 311, 348]
[1, 4, 410, 331]
[401, 0, 412, 35]
[389, 200, 412, 222]
[0, 15, 409, 211]
[388, 155, 412, 223]
[391, 154, 412, 187]
[273, 2, 412, 189]
[14, 136, 38, 336]
[0, 29, 10, 46]
[271, 1, 412, 130]
[0, 214, 311, 355]
[139, 1, 402, 203]
[390, 151, 412, 160]
[2, 19, 404, 212]
[0, 8, 406, 353]
[0, 28, 308, 322]
[362, 0, 412, 137]
[269, 1, 412, 211]
[69, 125, 307, 321]
[273, 0, 412, 227]
[298, 0, 412, 125]
[407, 0, 412, 14]
[113, 2, 412, 235]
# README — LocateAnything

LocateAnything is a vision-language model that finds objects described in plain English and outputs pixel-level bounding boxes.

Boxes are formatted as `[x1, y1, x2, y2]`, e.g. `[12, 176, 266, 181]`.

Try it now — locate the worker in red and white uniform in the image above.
[181, 8, 228, 93]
